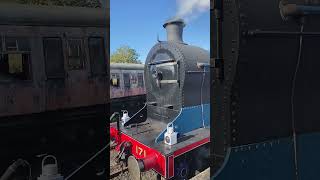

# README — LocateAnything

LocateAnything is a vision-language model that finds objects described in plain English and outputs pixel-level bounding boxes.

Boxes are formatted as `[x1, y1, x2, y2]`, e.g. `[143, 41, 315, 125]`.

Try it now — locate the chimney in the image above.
[163, 18, 185, 43]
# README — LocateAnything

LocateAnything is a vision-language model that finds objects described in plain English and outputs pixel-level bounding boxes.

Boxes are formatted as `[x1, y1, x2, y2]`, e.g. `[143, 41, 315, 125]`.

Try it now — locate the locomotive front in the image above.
[145, 18, 210, 142]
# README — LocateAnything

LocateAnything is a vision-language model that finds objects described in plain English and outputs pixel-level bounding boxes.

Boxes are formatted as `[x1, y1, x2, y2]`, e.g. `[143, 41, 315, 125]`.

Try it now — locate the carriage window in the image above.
[89, 37, 106, 75]
[137, 73, 144, 87]
[0, 37, 31, 81]
[6, 37, 30, 52]
[111, 73, 120, 87]
[130, 74, 137, 84]
[67, 39, 84, 70]
[123, 73, 130, 89]
[43, 38, 65, 78]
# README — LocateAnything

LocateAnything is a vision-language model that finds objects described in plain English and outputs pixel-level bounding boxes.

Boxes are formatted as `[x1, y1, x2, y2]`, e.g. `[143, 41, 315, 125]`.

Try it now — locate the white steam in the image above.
[175, 0, 210, 23]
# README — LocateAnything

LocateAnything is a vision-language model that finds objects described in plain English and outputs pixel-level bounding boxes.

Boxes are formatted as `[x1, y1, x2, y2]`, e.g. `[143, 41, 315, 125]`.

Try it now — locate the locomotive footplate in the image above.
[110, 121, 210, 179]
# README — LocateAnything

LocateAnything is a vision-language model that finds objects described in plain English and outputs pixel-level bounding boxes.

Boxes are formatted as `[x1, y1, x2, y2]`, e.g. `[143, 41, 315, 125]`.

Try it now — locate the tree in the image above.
[110, 45, 141, 64]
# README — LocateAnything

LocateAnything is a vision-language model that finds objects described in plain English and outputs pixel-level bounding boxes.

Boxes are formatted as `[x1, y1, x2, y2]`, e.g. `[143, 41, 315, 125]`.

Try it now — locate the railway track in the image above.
[110, 166, 128, 179]
[110, 149, 127, 180]
[110, 149, 159, 180]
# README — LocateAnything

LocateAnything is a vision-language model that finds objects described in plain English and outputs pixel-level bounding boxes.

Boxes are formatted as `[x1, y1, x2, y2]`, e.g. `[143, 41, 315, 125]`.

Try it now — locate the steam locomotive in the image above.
[211, 0, 320, 179]
[110, 18, 210, 179]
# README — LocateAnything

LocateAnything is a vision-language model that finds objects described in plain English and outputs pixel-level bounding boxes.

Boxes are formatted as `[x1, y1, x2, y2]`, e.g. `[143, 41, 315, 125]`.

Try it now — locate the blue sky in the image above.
[110, 0, 210, 63]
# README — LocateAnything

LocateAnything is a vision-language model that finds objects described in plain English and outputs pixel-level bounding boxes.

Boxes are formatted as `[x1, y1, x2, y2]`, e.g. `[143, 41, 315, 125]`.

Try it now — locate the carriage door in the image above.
[64, 38, 90, 108]
[123, 73, 131, 97]
[43, 37, 68, 110]
[43, 37, 66, 110]
[87, 37, 108, 106]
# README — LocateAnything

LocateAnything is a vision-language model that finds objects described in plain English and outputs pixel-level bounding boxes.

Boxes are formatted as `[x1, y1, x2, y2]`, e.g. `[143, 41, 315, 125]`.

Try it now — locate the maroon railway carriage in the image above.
[110, 63, 146, 115]
[0, 4, 108, 118]
[0, 4, 108, 179]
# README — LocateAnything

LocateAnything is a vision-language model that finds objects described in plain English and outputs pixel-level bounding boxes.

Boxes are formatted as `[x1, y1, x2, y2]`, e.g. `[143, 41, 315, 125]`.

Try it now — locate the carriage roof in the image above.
[110, 63, 145, 70]
[0, 3, 107, 27]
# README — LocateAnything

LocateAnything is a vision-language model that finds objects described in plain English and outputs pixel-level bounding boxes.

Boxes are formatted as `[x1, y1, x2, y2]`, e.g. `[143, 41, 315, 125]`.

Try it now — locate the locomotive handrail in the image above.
[148, 59, 175, 65]
[244, 29, 320, 37]
[155, 62, 177, 67]
[186, 71, 210, 73]
[159, 80, 178, 84]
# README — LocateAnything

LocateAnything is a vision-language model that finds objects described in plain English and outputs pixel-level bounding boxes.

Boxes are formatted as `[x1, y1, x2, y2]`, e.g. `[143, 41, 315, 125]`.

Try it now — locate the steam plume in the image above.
[175, 0, 210, 22]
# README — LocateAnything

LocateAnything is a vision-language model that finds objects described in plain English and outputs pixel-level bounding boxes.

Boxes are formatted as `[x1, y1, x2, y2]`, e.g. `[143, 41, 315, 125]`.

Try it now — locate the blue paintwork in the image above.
[297, 132, 320, 180]
[211, 133, 320, 179]
[213, 138, 295, 180]
[155, 104, 210, 143]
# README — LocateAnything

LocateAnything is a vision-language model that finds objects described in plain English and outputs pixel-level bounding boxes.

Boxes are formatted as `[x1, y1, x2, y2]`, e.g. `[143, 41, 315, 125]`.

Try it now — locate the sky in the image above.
[110, 0, 210, 63]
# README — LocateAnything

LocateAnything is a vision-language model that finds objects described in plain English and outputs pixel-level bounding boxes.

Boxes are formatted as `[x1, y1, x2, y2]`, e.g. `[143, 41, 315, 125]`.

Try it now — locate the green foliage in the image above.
[110, 45, 141, 64]
[17, 0, 101, 8]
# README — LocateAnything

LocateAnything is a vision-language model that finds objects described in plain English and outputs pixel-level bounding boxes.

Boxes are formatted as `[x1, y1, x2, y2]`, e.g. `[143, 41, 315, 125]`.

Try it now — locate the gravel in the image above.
[110, 150, 159, 180]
